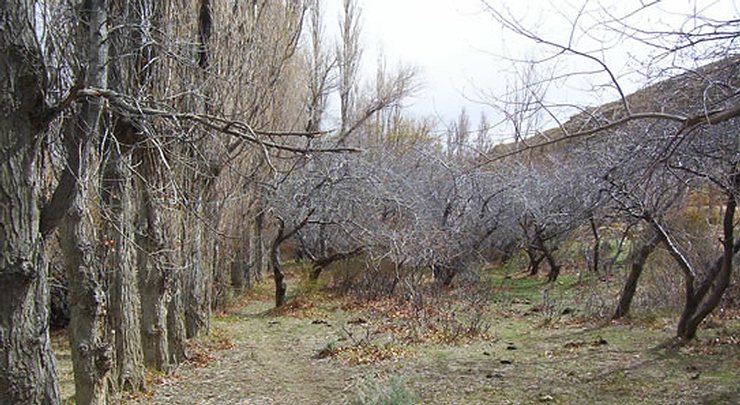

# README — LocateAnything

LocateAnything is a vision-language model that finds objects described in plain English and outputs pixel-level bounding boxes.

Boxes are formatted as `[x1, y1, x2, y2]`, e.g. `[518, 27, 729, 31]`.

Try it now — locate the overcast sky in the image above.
[323, 0, 738, 137]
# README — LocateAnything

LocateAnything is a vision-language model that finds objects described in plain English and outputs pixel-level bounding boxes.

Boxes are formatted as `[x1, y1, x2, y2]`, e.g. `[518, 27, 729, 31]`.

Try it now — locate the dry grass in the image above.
[51, 265, 738, 404]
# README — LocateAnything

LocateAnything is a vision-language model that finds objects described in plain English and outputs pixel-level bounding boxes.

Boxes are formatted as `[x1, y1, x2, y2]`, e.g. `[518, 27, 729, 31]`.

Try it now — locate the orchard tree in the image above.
[482, 0, 739, 339]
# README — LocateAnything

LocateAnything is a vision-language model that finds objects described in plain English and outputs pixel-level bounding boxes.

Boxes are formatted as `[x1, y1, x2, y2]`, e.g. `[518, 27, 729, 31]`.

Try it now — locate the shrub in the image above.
[351, 375, 418, 405]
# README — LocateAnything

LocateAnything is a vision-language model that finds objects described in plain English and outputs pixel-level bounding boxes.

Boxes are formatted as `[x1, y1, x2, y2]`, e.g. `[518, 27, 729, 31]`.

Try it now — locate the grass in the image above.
[52, 264, 739, 404]
[50, 328, 75, 404]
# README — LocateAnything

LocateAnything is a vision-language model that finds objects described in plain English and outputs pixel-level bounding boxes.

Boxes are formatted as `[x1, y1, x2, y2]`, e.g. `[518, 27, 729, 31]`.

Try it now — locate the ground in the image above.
[54, 268, 739, 404]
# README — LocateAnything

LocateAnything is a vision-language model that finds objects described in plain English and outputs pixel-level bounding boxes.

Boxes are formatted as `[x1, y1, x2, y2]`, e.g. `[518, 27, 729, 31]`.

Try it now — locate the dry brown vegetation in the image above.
[50, 264, 738, 405]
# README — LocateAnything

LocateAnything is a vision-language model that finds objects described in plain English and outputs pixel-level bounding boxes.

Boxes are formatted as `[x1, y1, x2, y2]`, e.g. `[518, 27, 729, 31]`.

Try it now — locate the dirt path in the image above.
[122, 286, 739, 405]
[132, 301, 373, 405]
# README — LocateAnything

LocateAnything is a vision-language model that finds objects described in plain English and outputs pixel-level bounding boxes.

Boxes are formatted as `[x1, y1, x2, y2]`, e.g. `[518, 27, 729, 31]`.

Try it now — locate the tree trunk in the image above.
[589, 217, 601, 273]
[230, 203, 251, 293]
[62, 1, 117, 402]
[677, 193, 737, 340]
[0, 3, 61, 404]
[101, 141, 145, 392]
[532, 230, 561, 283]
[61, 130, 113, 405]
[269, 214, 314, 307]
[541, 243, 561, 283]
[63, 183, 114, 405]
[525, 245, 544, 276]
[252, 208, 266, 283]
[134, 154, 175, 370]
[271, 218, 288, 308]
[433, 262, 458, 288]
[271, 243, 287, 308]
[184, 200, 212, 338]
[167, 274, 188, 364]
[612, 233, 660, 320]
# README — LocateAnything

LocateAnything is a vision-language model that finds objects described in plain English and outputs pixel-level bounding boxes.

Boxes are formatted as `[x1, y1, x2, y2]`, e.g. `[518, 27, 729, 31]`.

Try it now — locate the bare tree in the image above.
[482, 0, 739, 340]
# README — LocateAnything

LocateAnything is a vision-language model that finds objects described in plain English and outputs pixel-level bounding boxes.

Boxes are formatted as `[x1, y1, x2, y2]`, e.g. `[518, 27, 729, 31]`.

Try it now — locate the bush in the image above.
[352, 375, 418, 405]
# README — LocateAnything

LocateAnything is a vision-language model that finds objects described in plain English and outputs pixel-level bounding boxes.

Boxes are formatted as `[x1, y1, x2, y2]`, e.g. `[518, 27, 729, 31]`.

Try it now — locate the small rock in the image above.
[592, 337, 608, 346]
[311, 319, 330, 326]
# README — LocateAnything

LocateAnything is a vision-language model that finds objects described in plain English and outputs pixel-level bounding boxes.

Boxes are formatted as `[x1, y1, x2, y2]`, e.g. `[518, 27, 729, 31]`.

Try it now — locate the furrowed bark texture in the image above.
[0, 2, 60, 404]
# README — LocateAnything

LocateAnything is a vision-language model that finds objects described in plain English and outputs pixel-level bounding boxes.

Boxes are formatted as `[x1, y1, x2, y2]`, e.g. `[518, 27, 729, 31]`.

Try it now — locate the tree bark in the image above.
[62, 168, 114, 405]
[136, 181, 171, 370]
[0, 4, 60, 403]
[271, 218, 289, 308]
[677, 193, 738, 340]
[62, 1, 116, 402]
[184, 199, 212, 338]
[166, 273, 188, 364]
[252, 207, 266, 283]
[61, 124, 113, 405]
[101, 139, 145, 392]
[612, 232, 660, 320]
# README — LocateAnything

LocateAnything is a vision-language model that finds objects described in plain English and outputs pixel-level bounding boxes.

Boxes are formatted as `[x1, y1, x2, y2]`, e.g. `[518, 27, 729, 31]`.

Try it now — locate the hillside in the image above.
[489, 55, 740, 158]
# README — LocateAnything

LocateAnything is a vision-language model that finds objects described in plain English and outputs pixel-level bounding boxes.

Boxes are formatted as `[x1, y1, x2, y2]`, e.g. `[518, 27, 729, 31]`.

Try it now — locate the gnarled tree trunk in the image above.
[0, 4, 60, 404]
[677, 193, 738, 340]
[136, 165, 172, 370]
[101, 136, 145, 392]
[62, 1, 116, 402]
[612, 232, 660, 319]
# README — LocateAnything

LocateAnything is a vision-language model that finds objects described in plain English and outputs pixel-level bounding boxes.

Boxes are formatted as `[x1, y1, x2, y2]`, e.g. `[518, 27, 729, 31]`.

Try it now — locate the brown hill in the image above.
[489, 55, 740, 159]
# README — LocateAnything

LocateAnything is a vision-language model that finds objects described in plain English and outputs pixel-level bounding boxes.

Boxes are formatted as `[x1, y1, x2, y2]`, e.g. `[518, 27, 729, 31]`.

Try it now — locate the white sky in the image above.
[323, 0, 739, 138]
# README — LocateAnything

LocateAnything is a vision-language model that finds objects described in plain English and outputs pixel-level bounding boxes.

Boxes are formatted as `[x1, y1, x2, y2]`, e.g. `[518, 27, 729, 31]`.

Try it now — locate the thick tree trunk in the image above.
[136, 179, 171, 370]
[61, 129, 113, 405]
[62, 1, 117, 402]
[137, 248, 170, 370]
[0, 3, 61, 404]
[184, 201, 212, 338]
[62, 178, 114, 405]
[102, 142, 145, 391]
[612, 233, 660, 320]
[230, 259, 251, 293]
[167, 274, 188, 364]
